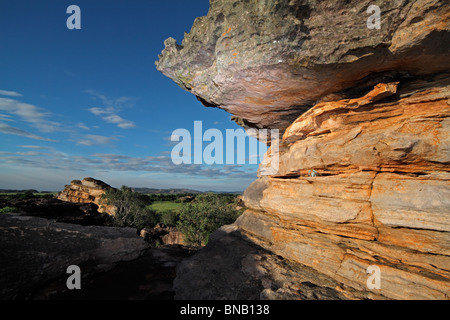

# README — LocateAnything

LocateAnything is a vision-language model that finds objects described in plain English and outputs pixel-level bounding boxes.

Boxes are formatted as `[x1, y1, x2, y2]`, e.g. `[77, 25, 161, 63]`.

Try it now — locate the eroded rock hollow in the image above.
[157, 0, 450, 299]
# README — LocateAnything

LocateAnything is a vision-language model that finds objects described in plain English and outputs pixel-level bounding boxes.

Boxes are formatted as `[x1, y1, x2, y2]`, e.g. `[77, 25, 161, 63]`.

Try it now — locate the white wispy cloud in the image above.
[84, 90, 134, 109]
[84, 153, 257, 179]
[77, 134, 117, 146]
[0, 89, 23, 97]
[0, 97, 60, 132]
[18, 145, 54, 150]
[88, 108, 136, 129]
[0, 113, 14, 122]
[77, 122, 90, 130]
[0, 122, 54, 141]
[85, 90, 136, 129]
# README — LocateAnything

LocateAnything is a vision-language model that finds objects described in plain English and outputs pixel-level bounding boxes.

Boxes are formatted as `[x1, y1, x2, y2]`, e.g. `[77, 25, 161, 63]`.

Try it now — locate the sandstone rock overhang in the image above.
[156, 0, 450, 133]
[157, 0, 450, 300]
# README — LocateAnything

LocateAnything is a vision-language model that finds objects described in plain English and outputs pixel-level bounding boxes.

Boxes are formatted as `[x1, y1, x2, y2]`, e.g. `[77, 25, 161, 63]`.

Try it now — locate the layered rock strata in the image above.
[157, 0, 450, 299]
[57, 177, 116, 215]
[238, 78, 450, 299]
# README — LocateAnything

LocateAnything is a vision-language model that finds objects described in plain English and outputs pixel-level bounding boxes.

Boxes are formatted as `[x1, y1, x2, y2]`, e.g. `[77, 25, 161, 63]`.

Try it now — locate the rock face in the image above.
[0, 213, 148, 299]
[157, 0, 450, 299]
[57, 177, 116, 215]
[236, 78, 450, 300]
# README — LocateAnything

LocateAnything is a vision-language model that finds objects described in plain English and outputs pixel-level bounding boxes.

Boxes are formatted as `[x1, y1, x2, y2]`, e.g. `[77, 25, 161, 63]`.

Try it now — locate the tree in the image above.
[177, 193, 242, 245]
[101, 186, 157, 230]
[159, 210, 178, 227]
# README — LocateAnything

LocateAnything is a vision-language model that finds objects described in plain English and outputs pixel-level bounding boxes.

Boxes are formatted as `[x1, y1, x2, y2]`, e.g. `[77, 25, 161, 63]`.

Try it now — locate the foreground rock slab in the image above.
[0, 213, 148, 299]
[174, 225, 371, 300]
[52, 245, 198, 300]
[0, 195, 107, 226]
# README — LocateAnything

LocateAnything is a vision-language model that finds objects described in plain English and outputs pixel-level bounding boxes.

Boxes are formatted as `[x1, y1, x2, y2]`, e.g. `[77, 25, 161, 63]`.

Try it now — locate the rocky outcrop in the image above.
[157, 0, 450, 299]
[0, 213, 148, 299]
[57, 177, 116, 215]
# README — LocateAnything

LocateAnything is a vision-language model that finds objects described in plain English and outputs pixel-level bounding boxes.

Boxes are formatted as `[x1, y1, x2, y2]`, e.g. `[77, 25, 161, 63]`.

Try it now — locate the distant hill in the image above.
[0, 189, 40, 194]
[203, 190, 243, 194]
[0, 187, 242, 195]
[131, 188, 243, 195]
[131, 187, 203, 195]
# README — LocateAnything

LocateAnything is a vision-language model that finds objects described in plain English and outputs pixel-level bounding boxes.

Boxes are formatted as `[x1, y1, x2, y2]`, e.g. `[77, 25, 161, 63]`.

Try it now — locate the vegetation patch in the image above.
[177, 193, 243, 246]
[102, 186, 158, 230]
[0, 206, 17, 214]
[97, 187, 244, 246]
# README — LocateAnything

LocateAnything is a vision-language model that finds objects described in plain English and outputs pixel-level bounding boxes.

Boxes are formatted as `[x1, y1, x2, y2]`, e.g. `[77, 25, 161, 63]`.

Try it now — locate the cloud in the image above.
[84, 90, 133, 109]
[0, 147, 258, 193]
[88, 107, 108, 116]
[0, 89, 23, 97]
[88, 106, 136, 129]
[85, 153, 257, 179]
[0, 114, 14, 122]
[0, 149, 258, 191]
[18, 145, 53, 150]
[85, 90, 136, 129]
[102, 113, 136, 129]
[0, 122, 54, 141]
[77, 134, 117, 146]
[1, 150, 48, 156]
[91, 153, 131, 160]
[0, 97, 60, 132]
[77, 122, 90, 130]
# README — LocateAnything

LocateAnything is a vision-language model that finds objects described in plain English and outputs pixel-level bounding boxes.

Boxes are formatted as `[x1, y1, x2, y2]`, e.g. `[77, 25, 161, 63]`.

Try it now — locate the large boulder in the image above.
[0, 213, 148, 299]
[57, 177, 116, 215]
[157, 0, 450, 299]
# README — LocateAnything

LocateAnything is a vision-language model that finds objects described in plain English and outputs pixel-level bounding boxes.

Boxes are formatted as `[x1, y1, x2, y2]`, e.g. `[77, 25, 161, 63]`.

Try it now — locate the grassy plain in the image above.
[147, 201, 183, 213]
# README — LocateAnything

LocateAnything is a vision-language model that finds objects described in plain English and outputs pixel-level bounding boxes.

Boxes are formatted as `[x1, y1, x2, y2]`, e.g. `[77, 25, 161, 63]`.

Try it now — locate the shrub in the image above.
[19, 190, 35, 199]
[101, 186, 158, 230]
[159, 210, 178, 227]
[177, 193, 242, 245]
[0, 206, 17, 214]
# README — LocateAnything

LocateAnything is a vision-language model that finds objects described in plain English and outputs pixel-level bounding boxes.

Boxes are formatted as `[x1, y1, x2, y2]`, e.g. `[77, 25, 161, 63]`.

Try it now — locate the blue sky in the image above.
[0, 0, 266, 192]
